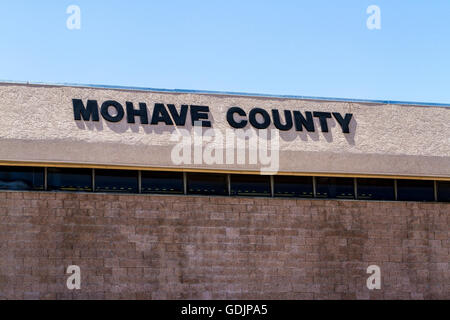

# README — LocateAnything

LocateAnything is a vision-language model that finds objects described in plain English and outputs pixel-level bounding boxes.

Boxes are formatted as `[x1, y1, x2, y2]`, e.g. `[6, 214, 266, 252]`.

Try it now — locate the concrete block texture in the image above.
[0, 191, 448, 300]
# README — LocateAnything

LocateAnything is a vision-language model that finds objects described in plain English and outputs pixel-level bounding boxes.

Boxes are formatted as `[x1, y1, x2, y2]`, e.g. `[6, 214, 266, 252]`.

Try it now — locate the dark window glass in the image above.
[95, 169, 138, 193]
[274, 176, 313, 198]
[0, 166, 44, 191]
[397, 180, 434, 202]
[187, 173, 227, 196]
[141, 171, 184, 194]
[437, 181, 450, 202]
[316, 177, 355, 199]
[47, 168, 92, 192]
[230, 174, 270, 197]
[357, 178, 395, 200]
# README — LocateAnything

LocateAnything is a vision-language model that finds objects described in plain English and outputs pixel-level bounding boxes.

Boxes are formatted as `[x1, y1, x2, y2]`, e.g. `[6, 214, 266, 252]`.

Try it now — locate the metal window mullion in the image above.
[227, 174, 231, 196]
[270, 175, 274, 197]
[92, 168, 95, 192]
[44, 167, 48, 191]
[313, 176, 317, 198]
[354, 178, 358, 200]
[138, 171, 142, 194]
[183, 172, 187, 195]
[394, 179, 398, 201]
[434, 180, 438, 202]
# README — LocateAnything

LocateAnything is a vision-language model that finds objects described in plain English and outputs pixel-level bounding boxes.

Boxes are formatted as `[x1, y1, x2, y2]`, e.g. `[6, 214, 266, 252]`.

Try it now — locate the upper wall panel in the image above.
[0, 83, 449, 178]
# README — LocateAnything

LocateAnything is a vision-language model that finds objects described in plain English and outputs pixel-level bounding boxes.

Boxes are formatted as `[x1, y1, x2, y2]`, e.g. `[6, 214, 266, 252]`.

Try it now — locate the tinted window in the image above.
[47, 168, 92, 191]
[0, 166, 44, 191]
[187, 173, 227, 195]
[437, 181, 450, 202]
[397, 179, 434, 202]
[95, 169, 138, 193]
[230, 174, 270, 197]
[316, 177, 355, 199]
[142, 171, 184, 194]
[357, 178, 395, 200]
[274, 176, 313, 198]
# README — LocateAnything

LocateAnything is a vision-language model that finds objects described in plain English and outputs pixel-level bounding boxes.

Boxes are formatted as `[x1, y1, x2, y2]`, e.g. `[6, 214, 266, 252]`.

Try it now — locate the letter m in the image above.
[73, 99, 100, 121]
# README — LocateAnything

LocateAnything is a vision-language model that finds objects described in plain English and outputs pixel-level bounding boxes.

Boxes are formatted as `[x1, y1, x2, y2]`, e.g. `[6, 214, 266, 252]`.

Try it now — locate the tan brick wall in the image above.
[0, 191, 448, 300]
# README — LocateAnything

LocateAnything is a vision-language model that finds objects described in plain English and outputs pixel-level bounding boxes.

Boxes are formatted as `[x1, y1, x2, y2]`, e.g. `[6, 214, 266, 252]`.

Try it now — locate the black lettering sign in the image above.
[73, 99, 99, 121]
[168, 104, 188, 126]
[226, 107, 247, 129]
[333, 112, 353, 133]
[313, 111, 332, 132]
[101, 100, 124, 123]
[126, 102, 148, 124]
[272, 110, 293, 131]
[190, 105, 211, 127]
[249, 108, 271, 129]
[72, 99, 354, 134]
[293, 111, 314, 132]
[151, 103, 173, 125]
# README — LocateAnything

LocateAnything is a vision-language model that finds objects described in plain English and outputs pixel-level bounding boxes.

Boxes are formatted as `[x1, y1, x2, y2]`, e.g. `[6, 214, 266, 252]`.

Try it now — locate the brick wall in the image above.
[0, 191, 448, 300]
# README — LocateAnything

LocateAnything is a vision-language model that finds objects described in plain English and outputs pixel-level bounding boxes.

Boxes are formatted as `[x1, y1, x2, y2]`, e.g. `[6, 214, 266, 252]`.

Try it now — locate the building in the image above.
[0, 81, 449, 299]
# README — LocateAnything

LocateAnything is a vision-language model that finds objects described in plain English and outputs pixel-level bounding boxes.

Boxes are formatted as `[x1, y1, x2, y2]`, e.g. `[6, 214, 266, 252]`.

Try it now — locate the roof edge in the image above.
[1, 80, 450, 107]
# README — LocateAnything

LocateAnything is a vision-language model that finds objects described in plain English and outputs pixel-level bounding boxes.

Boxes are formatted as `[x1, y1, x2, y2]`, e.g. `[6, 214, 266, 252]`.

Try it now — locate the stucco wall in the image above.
[0, 83, 449, 178]
[0, 192, 448, 299]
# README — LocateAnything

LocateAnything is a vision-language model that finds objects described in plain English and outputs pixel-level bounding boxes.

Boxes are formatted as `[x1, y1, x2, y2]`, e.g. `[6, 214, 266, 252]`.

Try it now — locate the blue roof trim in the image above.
[1, 79, 450, 107]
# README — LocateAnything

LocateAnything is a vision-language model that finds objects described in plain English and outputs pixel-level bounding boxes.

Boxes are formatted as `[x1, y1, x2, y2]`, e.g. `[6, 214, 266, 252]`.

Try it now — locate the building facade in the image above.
[0, 82, 449, 299]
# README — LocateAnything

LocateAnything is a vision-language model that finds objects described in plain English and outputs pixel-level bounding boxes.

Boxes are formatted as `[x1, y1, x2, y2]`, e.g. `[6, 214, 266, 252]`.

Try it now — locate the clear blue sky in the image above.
[1, 1, 449, 103]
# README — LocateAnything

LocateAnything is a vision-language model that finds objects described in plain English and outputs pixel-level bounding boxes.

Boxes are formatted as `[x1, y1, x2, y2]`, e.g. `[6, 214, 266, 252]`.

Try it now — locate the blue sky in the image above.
[1, 1, 449, 103]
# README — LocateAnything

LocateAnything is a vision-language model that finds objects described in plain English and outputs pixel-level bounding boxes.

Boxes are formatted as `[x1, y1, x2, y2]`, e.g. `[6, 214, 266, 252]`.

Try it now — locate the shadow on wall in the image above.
[75, 116, 190, 136]
[278, 115, 357, 145]
[75, 109, 356, 145]
[76, 119, 179, 135]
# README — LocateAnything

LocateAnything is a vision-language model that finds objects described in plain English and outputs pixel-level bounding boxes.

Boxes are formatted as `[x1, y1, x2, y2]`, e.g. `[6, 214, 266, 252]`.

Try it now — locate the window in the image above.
[0, 166, 44, 191]
[95, 169, 138, 193]
[357, 178, 395, 201]
[47, 168, 92, 192]
[316, 177, 355, 199]
[187, 173, 227, 195]
[274, 176, 313, 198]
[437, 181, 450, 202]
[141, 171, 184, 194]
[1, 164, 448, 203]
[230, 174, 270, 196]
[397, 179, 434, 202]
